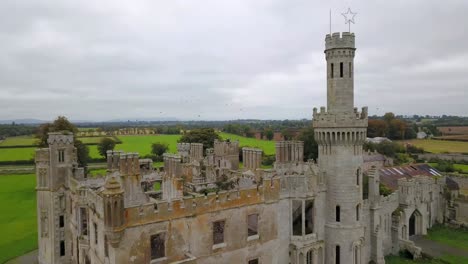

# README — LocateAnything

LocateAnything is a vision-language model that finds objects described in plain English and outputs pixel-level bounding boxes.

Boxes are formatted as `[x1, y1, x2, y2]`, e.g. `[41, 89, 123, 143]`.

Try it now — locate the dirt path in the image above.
[411, 235, 468, 259]
[4, 250, 38, 264]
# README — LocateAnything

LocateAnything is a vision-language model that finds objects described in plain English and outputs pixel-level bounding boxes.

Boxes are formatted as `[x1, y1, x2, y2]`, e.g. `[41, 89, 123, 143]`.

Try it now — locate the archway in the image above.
[409, 210, 422, 236]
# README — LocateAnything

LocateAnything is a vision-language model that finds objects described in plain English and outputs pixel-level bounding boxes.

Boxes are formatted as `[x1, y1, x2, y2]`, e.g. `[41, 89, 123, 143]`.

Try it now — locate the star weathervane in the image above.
[342, 8, 357, 32]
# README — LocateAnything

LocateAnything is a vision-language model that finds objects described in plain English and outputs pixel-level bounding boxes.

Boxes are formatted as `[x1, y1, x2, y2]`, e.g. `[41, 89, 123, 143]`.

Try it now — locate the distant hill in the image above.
[0, 119, 47, 125]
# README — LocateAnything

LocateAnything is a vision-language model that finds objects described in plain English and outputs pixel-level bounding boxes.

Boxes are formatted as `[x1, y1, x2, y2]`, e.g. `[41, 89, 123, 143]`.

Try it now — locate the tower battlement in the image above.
[106, 150, 140, 175]
[313, 106, 368, 128]
[325, 32, 355, 50]
[46, 132, 74, 145]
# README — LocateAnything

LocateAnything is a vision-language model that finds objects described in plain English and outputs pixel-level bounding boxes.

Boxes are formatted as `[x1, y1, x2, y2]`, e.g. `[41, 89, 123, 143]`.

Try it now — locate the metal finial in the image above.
[341, 8, 357, 32]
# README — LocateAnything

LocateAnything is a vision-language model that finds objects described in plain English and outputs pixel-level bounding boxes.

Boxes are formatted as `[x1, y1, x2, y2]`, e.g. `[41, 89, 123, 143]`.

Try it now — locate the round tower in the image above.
[313, 32, 368, 264]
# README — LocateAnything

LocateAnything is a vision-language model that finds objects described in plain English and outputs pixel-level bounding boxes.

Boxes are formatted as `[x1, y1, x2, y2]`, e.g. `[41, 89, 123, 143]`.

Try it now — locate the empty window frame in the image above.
[247, 214, 258, 237]
[60, 240, 65, 256]
[58, 149, 65, 163]
[340, 62, 344, 78]
[59, 215, 64, 228]
[248, 259, 259, 264]
[213, 220, 225, 245]
[336, 245, 340, 264]
[305, 200, 314, 235]
[336, 206, 341, 222]
[150, 233, 165, 260]
[292, 200, 302, 236]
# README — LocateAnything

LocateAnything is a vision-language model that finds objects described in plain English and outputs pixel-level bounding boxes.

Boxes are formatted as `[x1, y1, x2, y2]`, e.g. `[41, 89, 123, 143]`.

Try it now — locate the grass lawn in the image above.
[0, 136, 38, 147]
[385, 255, 447, 264]
[219, 132, 276, 155]
[399, 139, 468, 153]
[0, 173, 37, 263]
[0, 147, 36, 162]
[77, 136, 111, 144]
[426, 225, 468, 251]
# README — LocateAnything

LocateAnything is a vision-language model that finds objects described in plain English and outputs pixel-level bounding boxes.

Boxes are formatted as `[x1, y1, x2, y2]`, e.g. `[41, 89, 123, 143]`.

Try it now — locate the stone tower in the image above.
[36, 132, 75, 264]
[313, 32, 368, 264]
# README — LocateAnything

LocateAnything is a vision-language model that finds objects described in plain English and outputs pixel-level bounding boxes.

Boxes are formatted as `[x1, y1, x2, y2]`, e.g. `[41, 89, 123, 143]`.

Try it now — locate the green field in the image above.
[0, 136, 38, 147]
[428, 163, 468, 174]
[219, 132, 276, 155]
[0, 173, 37, 263]
[77, 136, 112, 144]
[400, 139, 468, 153]
[385, 255, 447, 264]
[0, 147, 36, 162]
[0, 133, 277, 162]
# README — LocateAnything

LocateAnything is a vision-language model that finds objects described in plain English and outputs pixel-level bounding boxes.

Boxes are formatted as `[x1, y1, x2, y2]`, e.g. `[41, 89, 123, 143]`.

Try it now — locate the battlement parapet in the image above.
[325, 32, 355, 50]
[106, 150, 140, 176]
[47, 132, 74, 145]
[163, 153, 182, 177]
[214, 139, 239, 156]
[242, 147, 262, 170]
[313, 106, 368, 128]
[125, 178, 280, 226]
[275, 141, 304, 163]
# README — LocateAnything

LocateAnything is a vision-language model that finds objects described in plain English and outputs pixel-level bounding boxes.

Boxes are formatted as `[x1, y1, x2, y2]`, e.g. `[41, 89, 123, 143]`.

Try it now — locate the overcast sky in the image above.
[1, 0, 467, 121]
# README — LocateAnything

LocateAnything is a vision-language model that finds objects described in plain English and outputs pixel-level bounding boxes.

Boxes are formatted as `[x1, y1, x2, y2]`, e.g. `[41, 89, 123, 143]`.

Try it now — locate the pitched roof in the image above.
[378, 164, 442, 190]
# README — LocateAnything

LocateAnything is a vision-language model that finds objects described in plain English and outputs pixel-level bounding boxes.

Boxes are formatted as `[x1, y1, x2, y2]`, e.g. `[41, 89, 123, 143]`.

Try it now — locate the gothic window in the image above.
[248, 259, 259, 264]
[94, 223, 98, 244]
[306, 250, 313, 264]
[354, 246, 359, 264]
[58, 149, 65, 163]
[292, 200, 302, 236]
[336, 245, 340, 264]
[356, 204, 360, 221]
[305, 200, 314, 234]
[60, 240, 65, 256]
[80, 208, 88, 236]
[150, 233, 165, 260]
[213, 220, 225, 245]
[247, 214, 258, 237]
[331, 63, 334, 78]
[340, 62, 344, 78]
[59, 215, 64, 228]
[336, 206, 341, 222]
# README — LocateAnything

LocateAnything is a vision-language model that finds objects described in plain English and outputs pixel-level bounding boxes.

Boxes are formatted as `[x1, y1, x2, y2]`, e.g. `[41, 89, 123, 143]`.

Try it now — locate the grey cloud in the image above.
[0, 0, 467, 121]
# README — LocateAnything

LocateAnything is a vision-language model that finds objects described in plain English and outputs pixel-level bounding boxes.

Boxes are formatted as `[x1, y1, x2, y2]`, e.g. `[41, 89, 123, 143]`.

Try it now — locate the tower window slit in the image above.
[349, 62, 352, 78]
[331, 63, 334, 78]
[336, 206, 341, 222]
[340, 62, 343, 78]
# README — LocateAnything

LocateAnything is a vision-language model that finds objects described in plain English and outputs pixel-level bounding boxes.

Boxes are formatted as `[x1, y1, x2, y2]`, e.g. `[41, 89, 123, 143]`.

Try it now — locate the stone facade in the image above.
[36, 32, 461, 264]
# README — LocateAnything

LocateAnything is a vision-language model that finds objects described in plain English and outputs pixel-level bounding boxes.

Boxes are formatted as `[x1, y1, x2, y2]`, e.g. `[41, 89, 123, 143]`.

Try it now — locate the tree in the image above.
[37, 116, 78, 147]
[74, 139, 89, 167]
[179, 128, 221, 150]
[298, 127, 318, 161]
[265, 129, 274, 141]
[367, 119, 388, 138]
[97, 138, 116, 158]
[281, 128, 295, 140]
[150, 142, 169, 161]
[383, 112, 395, 123]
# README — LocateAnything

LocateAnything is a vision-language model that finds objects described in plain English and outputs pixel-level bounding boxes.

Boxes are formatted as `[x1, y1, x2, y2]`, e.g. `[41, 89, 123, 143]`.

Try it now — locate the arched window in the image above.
[354, 246, 359, 264]
[356, 168, 360, 186]
[306, 250, 313, 264]
[336, 245, 340, 264]
[356, 204, 360, 221]
[336, 206, 341, 222]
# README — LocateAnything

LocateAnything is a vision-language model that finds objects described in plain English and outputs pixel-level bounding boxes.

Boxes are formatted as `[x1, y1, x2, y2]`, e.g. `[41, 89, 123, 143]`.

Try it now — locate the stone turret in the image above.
[35, 132, 75, 264]
[102, 176, 125, 247]
[162, 154, 183, 201]
[275, 141, 304, 163]
[314, 32, 370, 264]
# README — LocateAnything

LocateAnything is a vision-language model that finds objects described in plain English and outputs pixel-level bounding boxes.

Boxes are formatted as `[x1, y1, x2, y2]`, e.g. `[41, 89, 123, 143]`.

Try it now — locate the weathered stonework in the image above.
[36, 33, 461, 264]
